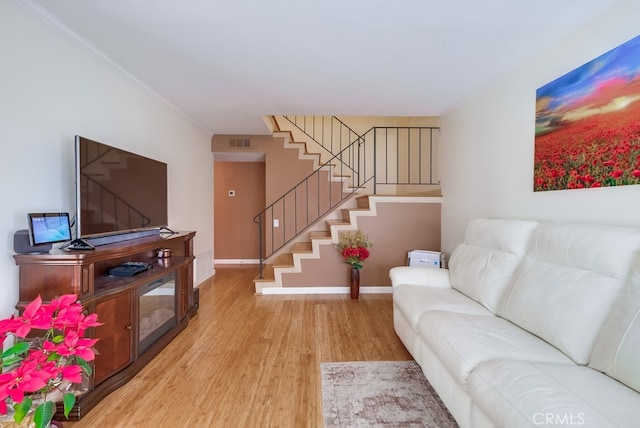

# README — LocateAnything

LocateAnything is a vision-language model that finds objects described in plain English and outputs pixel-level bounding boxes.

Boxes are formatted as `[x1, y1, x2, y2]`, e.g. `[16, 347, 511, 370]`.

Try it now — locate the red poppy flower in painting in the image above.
[534, 34, 640, 191]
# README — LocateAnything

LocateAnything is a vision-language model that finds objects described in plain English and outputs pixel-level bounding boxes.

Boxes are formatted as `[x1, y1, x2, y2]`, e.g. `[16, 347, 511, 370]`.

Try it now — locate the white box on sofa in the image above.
[407, 249, 443, 268]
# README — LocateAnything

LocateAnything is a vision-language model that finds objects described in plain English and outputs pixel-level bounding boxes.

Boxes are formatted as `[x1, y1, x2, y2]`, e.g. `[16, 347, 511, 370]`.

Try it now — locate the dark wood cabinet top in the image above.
[14, 231, 195, 266]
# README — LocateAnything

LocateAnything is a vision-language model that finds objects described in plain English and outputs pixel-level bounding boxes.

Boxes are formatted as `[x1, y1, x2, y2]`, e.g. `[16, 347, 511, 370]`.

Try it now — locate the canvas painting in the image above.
[534, 34, 640, 191]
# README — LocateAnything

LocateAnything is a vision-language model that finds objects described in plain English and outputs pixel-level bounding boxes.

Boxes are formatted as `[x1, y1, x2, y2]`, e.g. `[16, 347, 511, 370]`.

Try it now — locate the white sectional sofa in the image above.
[390, 218, 640, 428]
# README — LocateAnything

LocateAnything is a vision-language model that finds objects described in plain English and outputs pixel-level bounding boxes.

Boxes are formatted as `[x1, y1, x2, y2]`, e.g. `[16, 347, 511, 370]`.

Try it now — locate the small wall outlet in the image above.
[228, 190, 235, 197]
[273, 219, 279, 227]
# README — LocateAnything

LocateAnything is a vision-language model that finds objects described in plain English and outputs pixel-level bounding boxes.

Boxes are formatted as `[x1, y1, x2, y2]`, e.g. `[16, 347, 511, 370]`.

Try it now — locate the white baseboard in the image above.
[214, 259, 259, 265]
[260, 286, 393, 295]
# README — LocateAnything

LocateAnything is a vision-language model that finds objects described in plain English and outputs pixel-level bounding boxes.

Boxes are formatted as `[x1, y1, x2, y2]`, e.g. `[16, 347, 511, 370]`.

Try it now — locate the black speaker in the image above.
[13, 229, 52, 254]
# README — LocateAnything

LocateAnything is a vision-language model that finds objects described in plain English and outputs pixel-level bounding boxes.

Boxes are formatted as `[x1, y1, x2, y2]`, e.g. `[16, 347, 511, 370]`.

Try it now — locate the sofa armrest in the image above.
[389, 266, 452, 288]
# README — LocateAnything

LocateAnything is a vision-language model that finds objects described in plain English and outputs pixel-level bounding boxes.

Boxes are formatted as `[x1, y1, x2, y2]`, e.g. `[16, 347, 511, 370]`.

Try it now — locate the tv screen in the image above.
[28, 212, 72, 245]
[75, 136, 168, 238]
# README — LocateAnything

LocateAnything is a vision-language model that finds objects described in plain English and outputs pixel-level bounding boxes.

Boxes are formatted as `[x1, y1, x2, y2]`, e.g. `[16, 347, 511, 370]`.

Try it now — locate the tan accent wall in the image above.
[213, 161, 265, 259]
[282, 201, 441, 287]
[212, 134, 327, 257]
[211, 134, 317, 206]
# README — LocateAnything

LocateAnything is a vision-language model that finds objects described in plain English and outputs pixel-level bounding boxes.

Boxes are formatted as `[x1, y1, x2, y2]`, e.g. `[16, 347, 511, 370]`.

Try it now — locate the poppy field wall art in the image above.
[534, 34, 640, 191]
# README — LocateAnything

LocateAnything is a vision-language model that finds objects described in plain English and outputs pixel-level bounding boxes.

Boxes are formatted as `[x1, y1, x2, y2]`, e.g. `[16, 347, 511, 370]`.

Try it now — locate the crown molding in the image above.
[11, 0, 211, 135]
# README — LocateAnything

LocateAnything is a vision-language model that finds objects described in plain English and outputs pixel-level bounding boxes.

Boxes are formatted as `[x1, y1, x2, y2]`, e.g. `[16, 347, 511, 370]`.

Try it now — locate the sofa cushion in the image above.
[468, 360, 640, 428]
[416, 311, 572, 386]
[393, 284, 492, 329]
[590, 271, 640, 393]
[389, 265, 453, 289]
[497, 223, 640, 365]
[449, 218, 538, 312]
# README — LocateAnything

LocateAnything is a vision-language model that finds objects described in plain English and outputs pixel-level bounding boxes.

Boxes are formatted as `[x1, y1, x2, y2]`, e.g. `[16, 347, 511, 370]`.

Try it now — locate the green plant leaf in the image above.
[76, 356, 93, 375]
[46, 351, 63, 363]
[33, 401, 55, 428]
[14, 398, 33, 424]
[1, 341, 30, 359]
[63, 392, 76, 418]
[1, 353, 23, 368]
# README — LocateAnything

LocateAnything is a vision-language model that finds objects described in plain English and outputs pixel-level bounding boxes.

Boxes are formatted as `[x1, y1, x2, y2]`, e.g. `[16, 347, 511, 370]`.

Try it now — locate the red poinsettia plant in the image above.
[0, 294, 101, 428]
[336, 230, 373, 270]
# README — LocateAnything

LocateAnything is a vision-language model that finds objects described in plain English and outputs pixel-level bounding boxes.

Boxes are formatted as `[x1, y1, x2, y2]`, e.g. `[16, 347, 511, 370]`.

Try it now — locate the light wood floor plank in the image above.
[65, 265, 411, 427]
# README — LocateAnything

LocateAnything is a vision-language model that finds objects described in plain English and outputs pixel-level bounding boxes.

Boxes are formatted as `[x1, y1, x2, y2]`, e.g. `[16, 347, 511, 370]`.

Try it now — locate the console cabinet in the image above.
[93, 289, 134, 385]
[13, 231, 198, 420]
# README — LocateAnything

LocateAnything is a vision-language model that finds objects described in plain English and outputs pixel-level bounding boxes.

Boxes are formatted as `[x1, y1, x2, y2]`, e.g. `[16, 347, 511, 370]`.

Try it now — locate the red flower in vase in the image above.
[335, 230, 373, 270]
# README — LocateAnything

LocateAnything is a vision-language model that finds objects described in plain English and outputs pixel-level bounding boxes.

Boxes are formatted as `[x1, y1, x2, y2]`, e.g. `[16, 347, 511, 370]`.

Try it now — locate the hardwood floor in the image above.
[65, 265, 411, 427]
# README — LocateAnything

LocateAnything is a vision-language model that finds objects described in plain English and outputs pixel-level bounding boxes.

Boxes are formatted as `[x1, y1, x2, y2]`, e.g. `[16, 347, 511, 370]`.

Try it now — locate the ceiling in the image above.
[25, 0, 620, 135]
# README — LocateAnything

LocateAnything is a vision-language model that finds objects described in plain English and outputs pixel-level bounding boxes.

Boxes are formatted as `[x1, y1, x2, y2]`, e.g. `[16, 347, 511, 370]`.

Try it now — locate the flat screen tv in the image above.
[28, 212, 72, 246]
[75, 136, 168, 240]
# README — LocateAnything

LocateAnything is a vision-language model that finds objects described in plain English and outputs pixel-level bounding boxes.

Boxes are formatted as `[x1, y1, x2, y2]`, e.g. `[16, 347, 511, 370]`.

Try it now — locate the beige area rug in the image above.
[321, 360, 458, 427]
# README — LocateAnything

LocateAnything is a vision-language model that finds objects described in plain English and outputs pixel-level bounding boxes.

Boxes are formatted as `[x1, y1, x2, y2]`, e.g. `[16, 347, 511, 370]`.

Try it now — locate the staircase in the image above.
[253, 116, 440, 294]
[255, 192, 431, 293]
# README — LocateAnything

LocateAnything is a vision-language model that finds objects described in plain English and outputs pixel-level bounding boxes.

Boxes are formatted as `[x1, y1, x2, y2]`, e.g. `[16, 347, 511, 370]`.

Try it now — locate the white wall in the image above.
[439, 1, 640, 254]
[0, 2, 214, 317]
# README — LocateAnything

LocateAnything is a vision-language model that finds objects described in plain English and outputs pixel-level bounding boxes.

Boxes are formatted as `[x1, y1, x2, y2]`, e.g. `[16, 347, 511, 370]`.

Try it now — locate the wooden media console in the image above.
[13, 231, 198, 420]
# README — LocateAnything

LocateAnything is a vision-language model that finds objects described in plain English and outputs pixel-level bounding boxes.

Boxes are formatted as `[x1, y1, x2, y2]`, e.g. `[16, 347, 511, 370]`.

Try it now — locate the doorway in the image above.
[213, 160, 266, 262]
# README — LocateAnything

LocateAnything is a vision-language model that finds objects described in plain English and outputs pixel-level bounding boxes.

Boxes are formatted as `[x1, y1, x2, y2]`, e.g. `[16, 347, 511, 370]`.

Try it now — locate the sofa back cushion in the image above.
[497, 223, 640, 365]
[449, 218, 539, 313]
[589, 269, 640, 392]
